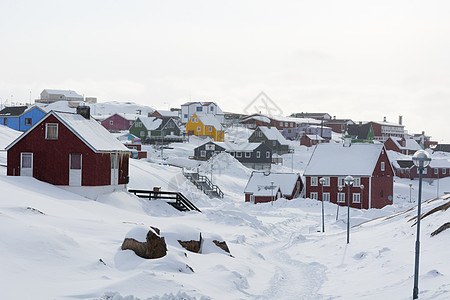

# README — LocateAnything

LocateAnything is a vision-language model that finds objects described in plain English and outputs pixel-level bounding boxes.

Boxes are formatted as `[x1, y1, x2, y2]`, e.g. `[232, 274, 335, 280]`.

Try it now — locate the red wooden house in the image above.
[300, 134, 328, 147]
[6, 107, 130, 196]
[384, 137, 422, 155]
[244, 172, 303, 204]
[409, 159, 450, 180]
[304, 142, 394, 209]
[100, 113, 138, 131]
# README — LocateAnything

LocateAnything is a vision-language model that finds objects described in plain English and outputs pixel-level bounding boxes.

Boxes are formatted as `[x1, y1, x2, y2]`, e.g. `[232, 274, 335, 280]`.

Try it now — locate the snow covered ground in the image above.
[1, 124, 450, 299]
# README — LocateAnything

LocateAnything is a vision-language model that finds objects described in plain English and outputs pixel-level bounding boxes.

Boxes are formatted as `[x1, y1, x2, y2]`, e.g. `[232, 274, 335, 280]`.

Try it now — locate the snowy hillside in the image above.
[1, 124, 450, 299]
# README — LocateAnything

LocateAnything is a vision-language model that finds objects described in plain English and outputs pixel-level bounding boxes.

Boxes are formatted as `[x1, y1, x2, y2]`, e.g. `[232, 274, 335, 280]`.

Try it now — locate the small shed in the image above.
[244, 172, 303, 204]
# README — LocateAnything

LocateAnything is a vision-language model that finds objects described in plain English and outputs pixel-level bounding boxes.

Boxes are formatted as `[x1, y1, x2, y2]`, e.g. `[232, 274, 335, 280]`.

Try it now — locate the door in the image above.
[20, 153, 33, 176]
[69, 153, 82, 186]
[111, 153, 119, 185]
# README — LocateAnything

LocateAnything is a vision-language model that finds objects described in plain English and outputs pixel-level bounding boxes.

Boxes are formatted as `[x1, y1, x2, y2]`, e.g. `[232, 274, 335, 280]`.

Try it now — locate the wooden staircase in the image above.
[128, 189, 201, 212]
[183, 170, 224, 198]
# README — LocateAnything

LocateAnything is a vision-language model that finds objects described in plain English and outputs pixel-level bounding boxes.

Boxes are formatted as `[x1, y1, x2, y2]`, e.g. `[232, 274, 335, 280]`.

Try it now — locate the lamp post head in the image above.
[412, 150, 432, 170]
[409, 183, 413, 187]
[344, 175, 354, 186]
[338, 185, 343, 192]
[360, 184, 364, 190]
[319, 177, 326, 185]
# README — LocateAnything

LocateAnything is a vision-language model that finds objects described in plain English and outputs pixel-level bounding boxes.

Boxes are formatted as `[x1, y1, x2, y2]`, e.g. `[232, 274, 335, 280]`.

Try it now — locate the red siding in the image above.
[101, 114, 134, 131]
[7, 114, 129, 186]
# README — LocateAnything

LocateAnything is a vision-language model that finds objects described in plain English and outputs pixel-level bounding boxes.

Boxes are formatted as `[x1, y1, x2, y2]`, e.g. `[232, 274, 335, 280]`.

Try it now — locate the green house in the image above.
[129, 117, 181, 143]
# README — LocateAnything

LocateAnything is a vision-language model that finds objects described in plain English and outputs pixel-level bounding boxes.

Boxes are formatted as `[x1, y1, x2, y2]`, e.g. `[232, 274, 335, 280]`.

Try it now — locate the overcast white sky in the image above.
[1, 0, 450, 142]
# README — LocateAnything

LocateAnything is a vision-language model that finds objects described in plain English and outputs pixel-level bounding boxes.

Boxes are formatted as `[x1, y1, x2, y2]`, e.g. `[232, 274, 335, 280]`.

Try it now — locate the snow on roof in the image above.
[397, 138, 422, 151]
[271, 115, 320, 124]
[154, 110, 179, 118]
[304, 143, 385, 176]
[138, 117, 163, 131]
[0, 124, 22, 150]
[258, 127, 288, 144]
[369, 120, 404, 127]
[429, 159, 450, 168]
[55, 112, 129, 152]
[242, 115, 271, 124]
[306, 135, 325, 141]
[244, 172, 300, 197]
[196, 113, 223, 130]
[214, 142, 262, 152]
[42, 89, 83, 99]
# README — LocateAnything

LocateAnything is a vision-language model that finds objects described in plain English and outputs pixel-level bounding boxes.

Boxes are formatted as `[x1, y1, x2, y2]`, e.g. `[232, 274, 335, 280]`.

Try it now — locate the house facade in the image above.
[6, 108, 130, 195]
[248, 126, 291, 155]
[186, 113, 224, 142]
[346, 123, 374, 142]
[0, 106, 47, 132]
[384, 137, 422, 155]
[409, 159, 450, 180]
[324, 118, 355, 134]
[101, 113, 138, 131]
[181, 102, 224, 124]
[129, 117, 182, 143]
[193, 141, 272, 170]
[367, 117, 405, 142]
[244, 172, 303, 204]
[304, 143, 394, 209]
[300, 134, 328, 147]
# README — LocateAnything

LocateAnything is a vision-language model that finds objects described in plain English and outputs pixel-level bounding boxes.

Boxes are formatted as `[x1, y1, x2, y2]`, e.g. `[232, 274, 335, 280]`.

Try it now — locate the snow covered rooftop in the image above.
[153, 110, 180, 118]
[244, 172, 300, 197]
[6, 111, 129, 153]
[138, 117, 163, 131]
[214, 142, 262, 152]
[390, 137, 422, 151]
[258, 127, 288, 144]
[304, 142, 385, 176]
[306, 135, 325, 141]
[196, 113, 223, 130]
[42, 89, 83, 99]
[241, 115, 271, 124]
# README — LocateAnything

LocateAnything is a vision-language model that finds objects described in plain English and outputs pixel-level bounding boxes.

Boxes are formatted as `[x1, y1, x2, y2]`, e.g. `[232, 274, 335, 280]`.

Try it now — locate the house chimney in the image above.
[359, 121, 362, 126]
[333, 116, 336, 120]
[399, 115, 403, 125]
[76, 105, 90, 119]
[383, 116, 386, 122]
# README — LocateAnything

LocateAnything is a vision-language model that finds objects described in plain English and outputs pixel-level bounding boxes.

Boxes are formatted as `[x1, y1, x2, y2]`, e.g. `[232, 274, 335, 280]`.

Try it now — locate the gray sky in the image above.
[2, 0, 450, 142]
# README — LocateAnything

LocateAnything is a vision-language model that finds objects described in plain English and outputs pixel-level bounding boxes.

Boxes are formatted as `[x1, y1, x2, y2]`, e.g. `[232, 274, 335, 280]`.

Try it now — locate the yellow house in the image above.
[186, 113, 224, 141]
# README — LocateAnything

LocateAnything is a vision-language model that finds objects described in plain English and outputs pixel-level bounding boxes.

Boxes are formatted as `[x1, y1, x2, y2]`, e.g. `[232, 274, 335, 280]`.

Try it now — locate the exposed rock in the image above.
[431, 222, 450, 237]
[121, 227, 167, 259]
[213, 240, 230, 254]
[178, 233, 202, 253]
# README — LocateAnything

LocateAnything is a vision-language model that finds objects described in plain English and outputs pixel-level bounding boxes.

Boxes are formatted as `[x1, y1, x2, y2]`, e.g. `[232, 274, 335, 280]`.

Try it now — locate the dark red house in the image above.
[300, 134, 328, 147]
[409, 159, 450, 180]
[244, 172, 303, 204]
[6, 108, 130, 195]
[304, 142, 394, 209]
[100, 113, 138, 131]
[384, 137, 421, 155]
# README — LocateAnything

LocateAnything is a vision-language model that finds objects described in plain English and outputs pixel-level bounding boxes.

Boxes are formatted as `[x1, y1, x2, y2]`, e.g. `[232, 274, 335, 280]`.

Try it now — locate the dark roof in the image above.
[290, 112, 330, 118]
[433, 144, 450, 153]
[0, 106, 28, 117]
[347, 124, 372, 139]
[397, 160, 414, 168]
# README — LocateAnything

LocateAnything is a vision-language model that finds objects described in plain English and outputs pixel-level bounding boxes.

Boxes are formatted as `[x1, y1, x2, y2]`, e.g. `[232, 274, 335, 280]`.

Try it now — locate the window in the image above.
[352, 193, 360, 203]
[196, 107, 203, 112]
[140, 131, 145, 137]
[310, 192, 318, 200]
[338, 193, 345, 203]
[236, 152, 242, 158]
[256, 151, 260, 158]
[45, 123, 58, 140]
[280, 122, 283, 127]
[266, 151, 270, 158]
[338, 177, 344, 187]
[25, 118, 32, 126]
[208, 126, 212, 132]
[258, 131, 262, 137]
[320, 177, 330, 186]
[323, 192, 330, 202]
[434, 168, 439, 175]
[285, 122, 288, 127]
[110, 120, 113, 125]
[210, 106, 214, 111]
[230, 152, 235, 157]
[381, 162, 385, 171]
[200, 150, 206, 157]
[135, 122, 142, 127]
[273, 141, 276, 147]
[311, 176, 318, 186]
[21, 153, 32, 168]
[197, 127, 201, 132]
[353, 177, 360, 187]
[380, 189, 384, 198]
[111, 153, 118, 170]
[184, 114, 188, 119]
[290, 122, 294, 127]
[3, 118, 6, 125]
[70, 153, 82, 170]
[245, 152, 251, 158]
[443, 169, 447, 174]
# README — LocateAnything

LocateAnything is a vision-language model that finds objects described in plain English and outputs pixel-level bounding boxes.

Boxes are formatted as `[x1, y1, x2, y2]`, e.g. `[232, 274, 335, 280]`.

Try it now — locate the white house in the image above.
[180, 102, 224, 124]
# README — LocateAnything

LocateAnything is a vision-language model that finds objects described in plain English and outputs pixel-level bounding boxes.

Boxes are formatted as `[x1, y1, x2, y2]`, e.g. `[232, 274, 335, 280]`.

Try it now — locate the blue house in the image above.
[0, 106, 47, 132]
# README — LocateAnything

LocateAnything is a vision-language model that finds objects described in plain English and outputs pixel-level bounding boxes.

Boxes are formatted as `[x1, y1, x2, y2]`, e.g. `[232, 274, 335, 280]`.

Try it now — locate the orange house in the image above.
[186, 113, 224, 142]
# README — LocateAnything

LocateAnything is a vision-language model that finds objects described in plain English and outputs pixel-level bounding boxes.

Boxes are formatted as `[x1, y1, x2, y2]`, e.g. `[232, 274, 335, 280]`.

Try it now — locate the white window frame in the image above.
[266, 151, 270, 158]
[338, 177, 345, 187]
[381, 162, 385, 171]
[110, 120, 113, 125]
[353, 177, 360, 187]
[45, 123, 58, 140]
[197, 126, 201, 132]
[321, 177, 330, 186]
[443, 168, 447, 174]
[352, 193, 361, 203]
[311, 176, 318, 186]
[323, 192, 330, 202]
[310, 192, 318, 200]
[208, 126, 212, 132]
[236, 152, 242, 158]
[256, 151, 260, 158]
[434, 168, 439, 175]
[200, 150, 206, 157]
[280, 122, 283, 127]
[337, 193, 345, 203]
[245, 152, 251, 158]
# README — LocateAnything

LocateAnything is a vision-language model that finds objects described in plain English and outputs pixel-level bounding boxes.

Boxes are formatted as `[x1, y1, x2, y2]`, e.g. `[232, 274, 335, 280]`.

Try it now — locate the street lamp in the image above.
[412, 150, 432, 300]
[336, 185, 343, 220]
[344, 175, 354, 244]
[271, 181, 275, 206]
[360, 184, 364, 210]
[319, 177, 326, 233]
